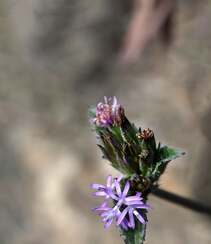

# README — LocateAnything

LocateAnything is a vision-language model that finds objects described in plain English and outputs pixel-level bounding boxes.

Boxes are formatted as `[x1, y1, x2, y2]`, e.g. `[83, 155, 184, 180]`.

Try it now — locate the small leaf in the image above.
[157, 145, 185, 163]
[151, 145, 185, 181]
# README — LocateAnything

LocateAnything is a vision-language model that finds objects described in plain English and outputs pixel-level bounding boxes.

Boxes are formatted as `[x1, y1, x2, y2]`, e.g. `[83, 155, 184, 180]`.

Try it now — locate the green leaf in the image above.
[151, 145, 185, 181]
[157, 145, 185, 163]
[120, 222, 146, 244]
[121, 118, 140, 148]
[109, 126, 124, 144]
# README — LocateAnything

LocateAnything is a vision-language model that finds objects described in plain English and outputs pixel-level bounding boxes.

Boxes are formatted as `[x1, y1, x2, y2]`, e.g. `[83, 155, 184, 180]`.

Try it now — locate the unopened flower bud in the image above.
[137, 128, 154, 141]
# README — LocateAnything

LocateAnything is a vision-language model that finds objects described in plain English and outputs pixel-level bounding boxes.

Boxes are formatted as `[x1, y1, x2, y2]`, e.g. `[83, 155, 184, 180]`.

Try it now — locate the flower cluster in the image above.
[89, 96, 184, 244]
[91, 175, 150, 230]
[93, 96, 124, 127]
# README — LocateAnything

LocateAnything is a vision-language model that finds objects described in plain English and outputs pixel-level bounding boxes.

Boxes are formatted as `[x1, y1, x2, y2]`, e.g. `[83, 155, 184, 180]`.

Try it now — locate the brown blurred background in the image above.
[0, 0, 211, 243]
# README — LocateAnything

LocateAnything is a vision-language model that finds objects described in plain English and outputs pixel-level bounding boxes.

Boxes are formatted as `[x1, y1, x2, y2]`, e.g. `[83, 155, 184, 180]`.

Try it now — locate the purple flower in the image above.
[93, 96, 124, 127]
[91, 175, 151, 230]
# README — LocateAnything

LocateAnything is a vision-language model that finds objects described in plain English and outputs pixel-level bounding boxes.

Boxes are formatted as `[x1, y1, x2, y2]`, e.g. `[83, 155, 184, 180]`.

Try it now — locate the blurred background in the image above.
[0, 0, 211, 243]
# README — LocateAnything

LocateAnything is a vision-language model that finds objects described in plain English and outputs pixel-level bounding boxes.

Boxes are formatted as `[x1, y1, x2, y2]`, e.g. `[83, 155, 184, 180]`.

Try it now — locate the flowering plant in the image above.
[89, 97, 184, 244]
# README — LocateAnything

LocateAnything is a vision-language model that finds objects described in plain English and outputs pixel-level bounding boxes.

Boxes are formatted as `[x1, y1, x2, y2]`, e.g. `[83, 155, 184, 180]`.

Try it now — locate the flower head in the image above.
[91, 175, 151, 230]
[93, 96, 124, 127]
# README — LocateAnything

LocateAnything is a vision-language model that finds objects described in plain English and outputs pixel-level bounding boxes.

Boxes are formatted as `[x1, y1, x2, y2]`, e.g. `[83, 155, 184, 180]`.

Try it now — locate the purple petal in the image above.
[104, 96, 108, 104]
[113, 96, 117, 105]
[117, 207, 129, 225]
[104, 218, 113, 229]
[100, 211, 110, 218]
[133, 210, 146, 224]
[108, 192, 119, 201]
[128, 208, 135, 229]
[94, 206, 110, 211]
[112, 97, 117, 112]
[114, 180, 122, 196]
[91, 183, 105, 190]
[106, 175, 112, 188]
[120, 221, 129, 230]
[111, 175, 122, 188]
[125, 200, 145, 206]
[92, 202, 106, 211]
[93, 191, 106, 197]
[135, 204, 151, 210]
[121, 224, 128, 230]
[122, 181, 130, 197]
[116, 209, 129, 230]
[116, 175, 123, 182]
[125, 196, 143, 202]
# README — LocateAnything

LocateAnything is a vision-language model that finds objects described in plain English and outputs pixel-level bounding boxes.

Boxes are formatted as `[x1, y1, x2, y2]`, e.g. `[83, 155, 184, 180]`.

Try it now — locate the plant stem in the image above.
[151, 187, 211, 216]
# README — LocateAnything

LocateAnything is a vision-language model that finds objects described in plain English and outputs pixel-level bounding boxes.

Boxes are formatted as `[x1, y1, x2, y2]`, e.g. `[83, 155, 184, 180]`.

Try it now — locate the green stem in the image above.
[120, 222, 146, 244]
